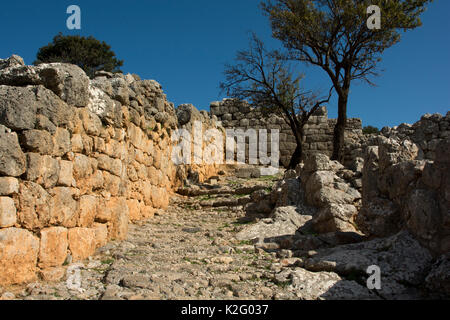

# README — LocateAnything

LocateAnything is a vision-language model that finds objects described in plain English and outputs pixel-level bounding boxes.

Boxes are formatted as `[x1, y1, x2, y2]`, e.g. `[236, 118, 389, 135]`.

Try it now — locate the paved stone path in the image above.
[1, 177, 303, 300]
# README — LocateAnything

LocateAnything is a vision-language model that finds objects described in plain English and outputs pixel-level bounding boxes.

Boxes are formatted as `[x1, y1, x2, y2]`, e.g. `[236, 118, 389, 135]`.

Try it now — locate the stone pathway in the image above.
[1, 174, 435, 300]
[1, 176, 302, 300]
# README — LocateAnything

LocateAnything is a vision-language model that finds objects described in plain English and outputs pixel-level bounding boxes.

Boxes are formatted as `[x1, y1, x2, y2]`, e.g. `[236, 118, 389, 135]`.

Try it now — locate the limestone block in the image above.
[38, 227, 68, 268]
[0, 228, 39, 285]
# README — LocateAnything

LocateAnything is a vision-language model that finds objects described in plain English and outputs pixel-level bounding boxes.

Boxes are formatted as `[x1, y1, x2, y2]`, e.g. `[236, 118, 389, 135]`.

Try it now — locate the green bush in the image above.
[363, 125, 380, 135]
[34, 33, 123, 78]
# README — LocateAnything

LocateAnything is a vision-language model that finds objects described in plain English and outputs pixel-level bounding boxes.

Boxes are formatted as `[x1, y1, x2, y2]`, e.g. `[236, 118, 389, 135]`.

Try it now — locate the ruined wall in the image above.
[0, 55, 220, 286]
[210, 99, 364, 167]
[379, 112, 450, 161]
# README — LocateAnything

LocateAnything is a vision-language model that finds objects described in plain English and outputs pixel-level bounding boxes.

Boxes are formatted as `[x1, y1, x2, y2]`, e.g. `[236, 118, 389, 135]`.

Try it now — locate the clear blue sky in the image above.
[1, 0, 449, 129]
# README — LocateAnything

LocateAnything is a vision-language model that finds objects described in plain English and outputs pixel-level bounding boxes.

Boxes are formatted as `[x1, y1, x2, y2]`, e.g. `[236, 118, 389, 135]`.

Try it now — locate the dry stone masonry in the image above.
[0, 55, 222, 286]
[211, 99, 364, 167]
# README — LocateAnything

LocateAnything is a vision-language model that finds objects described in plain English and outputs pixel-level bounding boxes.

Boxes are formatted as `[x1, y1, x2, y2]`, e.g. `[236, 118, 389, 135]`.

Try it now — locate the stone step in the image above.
[177, 184, 268, 197]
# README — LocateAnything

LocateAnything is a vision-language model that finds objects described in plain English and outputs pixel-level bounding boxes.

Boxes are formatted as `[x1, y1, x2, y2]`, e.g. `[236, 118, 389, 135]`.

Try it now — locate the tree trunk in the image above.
[331, 93, 348, 163]
[288, 127, 304, 169]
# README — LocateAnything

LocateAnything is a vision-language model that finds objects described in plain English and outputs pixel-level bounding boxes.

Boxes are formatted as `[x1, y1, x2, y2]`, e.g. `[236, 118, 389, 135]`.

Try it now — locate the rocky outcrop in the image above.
[298, 154, 361, 234]
[357, 136, 450, 256]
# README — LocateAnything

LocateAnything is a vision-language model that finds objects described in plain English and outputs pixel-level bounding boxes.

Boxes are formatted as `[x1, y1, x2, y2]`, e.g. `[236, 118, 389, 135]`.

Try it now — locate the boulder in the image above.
[68, 227, 97, 262]
[0, 197, 17, 228]
[17, 182, 52, 230]
[312, 204, 358, 233]
[274, 268, 377, 300]
[36, 63, 90, 107]
[20, 130, 54, 155]
[304, 231, 433, 299]
[0, 177, 19, 196]
[0, 125, 26, 177]
[0, 85, 38, 130]
[0, 228, 40, 285]
[236, 206, 312, 241]
[38, 227, 68, 268]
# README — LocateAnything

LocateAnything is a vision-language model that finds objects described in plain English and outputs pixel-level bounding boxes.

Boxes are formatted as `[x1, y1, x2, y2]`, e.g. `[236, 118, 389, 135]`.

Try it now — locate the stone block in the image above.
[0, 228, 39, 285]
[38, 227, 68, 268]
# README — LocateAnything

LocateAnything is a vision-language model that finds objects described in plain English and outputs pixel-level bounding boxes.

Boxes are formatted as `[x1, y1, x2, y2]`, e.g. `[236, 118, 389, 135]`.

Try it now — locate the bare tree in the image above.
[220, 34, 332, 169]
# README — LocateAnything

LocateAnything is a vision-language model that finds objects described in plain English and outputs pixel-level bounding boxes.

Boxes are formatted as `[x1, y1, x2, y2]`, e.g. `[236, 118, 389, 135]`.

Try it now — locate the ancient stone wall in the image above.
[0, 56, 221, 286]
[210, 99, 364, 167]
[379, 112, 450, 161]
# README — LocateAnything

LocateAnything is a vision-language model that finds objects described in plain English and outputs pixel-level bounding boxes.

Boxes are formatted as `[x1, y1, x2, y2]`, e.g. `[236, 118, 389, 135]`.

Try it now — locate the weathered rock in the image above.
[304, 231, 433, 299]
[25, 153, 60, 189]
[236, 167, 261, 179]
[39, 266, 66, 282]
[0, 197, 17, 228]
[312, 204, 358, 234]
[425, 253, 450, 298]
[68, 227, 97, 262]
[0, 86, 37, 130]
[96, 197, 129, 240]
[49, 187, 79, 228]
[176, 104, 201, 126]
[17, 182, 52, 230]
[0, 55, 25, 69]
[78, 195, 98, 227]
[58, 160, 75, 187]
[34, 86, 74, 128]
[0, 125, 26, 176]
[236, 206, 312, 241]
[0, 228, 40, 285]
[37, 63, 90, 107]
[20, 130, 54, 155]
[0, 177, 19, 196]
[275, 268, 378, 300]
[87, 85, 122, 127]
[53, 128, 71, 156]
[38, 227, 68, 268]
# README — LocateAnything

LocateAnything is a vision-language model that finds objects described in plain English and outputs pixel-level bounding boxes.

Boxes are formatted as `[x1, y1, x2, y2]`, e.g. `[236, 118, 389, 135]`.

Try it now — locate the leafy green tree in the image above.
[34, 33, 123, 78]
[363, 125, 380, 135]
[220, 34, 332, 169]
[262, 0, 433, 162]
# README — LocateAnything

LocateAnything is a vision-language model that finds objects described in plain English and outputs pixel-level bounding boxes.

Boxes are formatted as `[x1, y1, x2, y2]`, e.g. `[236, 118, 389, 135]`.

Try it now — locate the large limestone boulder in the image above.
[87, 84, 123, 127]
[37, 63, 90, 107]
[0, 58, 90, 107]
[274, 267, 377, 300]
[0, 85, 74, 131]
[0, 125, 26, 176]
[0, 228, 40, 285]
[304, 231, 433, 299]
[38, 227, 68, 268]
[312, 204, 358, 233]
[236, 206, 312, 241]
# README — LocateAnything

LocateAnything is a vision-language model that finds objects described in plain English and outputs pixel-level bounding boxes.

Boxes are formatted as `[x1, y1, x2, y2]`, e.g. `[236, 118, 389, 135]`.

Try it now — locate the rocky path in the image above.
[1, 176, 303, 300]
[2, 174, 438, 301]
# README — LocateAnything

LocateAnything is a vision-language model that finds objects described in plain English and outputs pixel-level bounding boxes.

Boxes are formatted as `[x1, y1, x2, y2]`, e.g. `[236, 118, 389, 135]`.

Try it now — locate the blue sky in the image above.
[1, 0, 448, 128]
